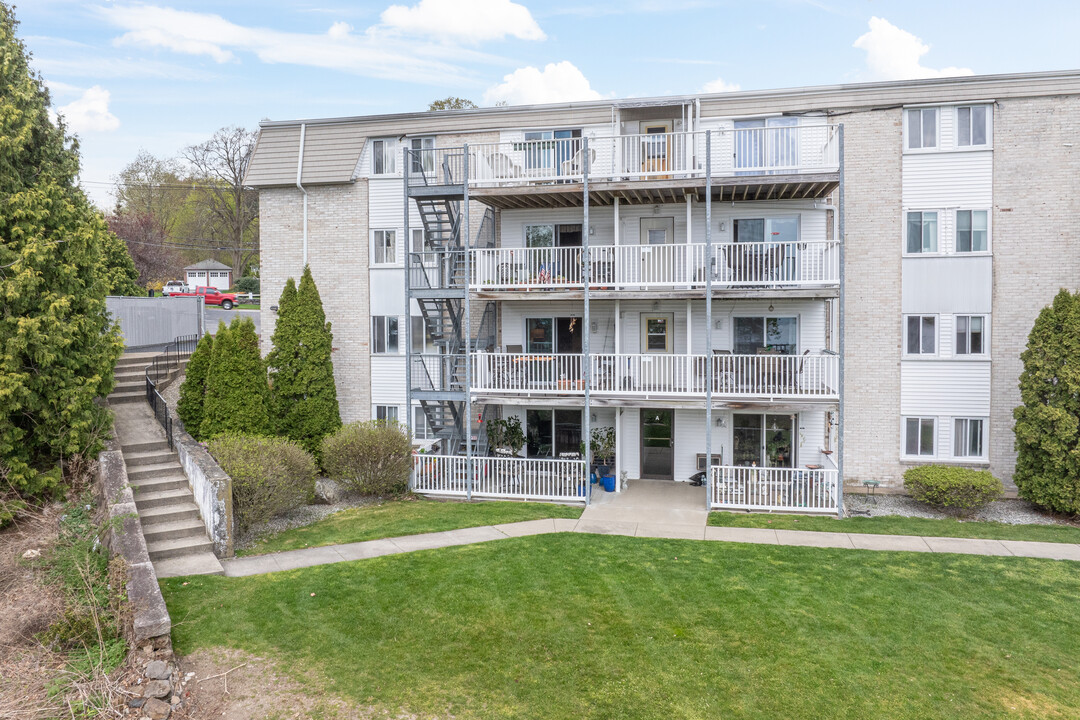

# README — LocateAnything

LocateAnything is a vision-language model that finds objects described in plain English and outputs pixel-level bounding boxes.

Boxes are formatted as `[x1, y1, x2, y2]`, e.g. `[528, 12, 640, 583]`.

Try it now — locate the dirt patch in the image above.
[174, 647, 419, 720]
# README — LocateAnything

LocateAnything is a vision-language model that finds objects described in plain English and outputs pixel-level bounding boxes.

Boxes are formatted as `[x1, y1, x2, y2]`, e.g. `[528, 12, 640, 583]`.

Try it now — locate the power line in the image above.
[121, 238, 258, 252]
[79, 179, 253, 191]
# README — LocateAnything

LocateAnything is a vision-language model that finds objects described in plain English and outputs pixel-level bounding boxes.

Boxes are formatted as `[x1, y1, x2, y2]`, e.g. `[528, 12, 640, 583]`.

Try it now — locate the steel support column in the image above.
[836, 124, 846, 518]
[704, 130, 713, 511]
[582, 138, 592, 505]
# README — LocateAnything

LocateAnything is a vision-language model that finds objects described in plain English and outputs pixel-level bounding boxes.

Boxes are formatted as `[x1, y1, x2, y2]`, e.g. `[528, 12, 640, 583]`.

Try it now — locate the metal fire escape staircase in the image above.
[406, 147, 496, 456]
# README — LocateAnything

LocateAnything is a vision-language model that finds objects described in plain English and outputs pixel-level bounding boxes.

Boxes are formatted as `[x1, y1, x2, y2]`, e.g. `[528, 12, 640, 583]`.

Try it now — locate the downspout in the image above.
[296, 123, 308, 266]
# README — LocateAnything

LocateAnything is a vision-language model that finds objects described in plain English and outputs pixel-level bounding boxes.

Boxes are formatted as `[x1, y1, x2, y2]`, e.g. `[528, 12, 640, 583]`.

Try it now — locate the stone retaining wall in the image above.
[169, 410, 234, 558]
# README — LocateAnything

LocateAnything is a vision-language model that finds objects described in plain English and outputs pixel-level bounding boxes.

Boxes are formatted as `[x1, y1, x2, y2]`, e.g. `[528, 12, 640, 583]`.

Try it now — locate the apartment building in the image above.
[245, 70, 1080, 512]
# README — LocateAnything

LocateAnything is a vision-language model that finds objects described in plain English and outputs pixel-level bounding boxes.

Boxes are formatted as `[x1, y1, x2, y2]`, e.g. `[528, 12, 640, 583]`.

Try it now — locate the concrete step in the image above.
[128, 462, 184, 482]
[142, 519, 206, 544]
[130, 475, 189, 494]
[147, 535, 214, 561]
[116, 370, 148, 381]
[125, 449, 177, 467]
[133, 488, 193, 510]
[154, 551, 224, 579]
[121, 440, 170, 454]
[139, 502, 201, 526]
[109, 392, 146, 405]
[114, 380, 146, 392]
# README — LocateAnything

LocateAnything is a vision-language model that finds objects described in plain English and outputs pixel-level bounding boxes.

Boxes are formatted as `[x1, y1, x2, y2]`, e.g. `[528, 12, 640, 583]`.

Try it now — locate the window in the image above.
[525, 224, 554, 248]
[906, 211, 938, 254]
[956, 210, 988, 252]
[414, 407, 433, 440]
[904, 417, 936, 457]
[957, 106, 988, 147]
[955, 316, 985, 355]
[411, 315, 435, 353]
[954, 418, 985, 458]
[526, 317, 582, 354]
[373, 230, 396, 265]
[409, 137, 434, 174]
[733, 317, 798, 355]
[375, 405, 399, 423]
[905, 315, 936, 355]
[411, 227, 427, 254]
[526, 408, 581, 458]
[642, 315, 672, 353]
[371, 139, 397, 175]
[372, 316, 399, 354]
[906, 108, 938, 150]
[732, 413, 796, 468]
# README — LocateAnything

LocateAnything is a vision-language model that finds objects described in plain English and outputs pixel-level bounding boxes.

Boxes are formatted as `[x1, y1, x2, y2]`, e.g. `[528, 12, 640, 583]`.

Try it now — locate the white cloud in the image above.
[54, 85, 120, 133]
[483, 61, 603, 106]
[853, 17, 973, 81]
[702, 77, 740, 93]
[97, 4, 503, 86]
[381, 0, 545, 43]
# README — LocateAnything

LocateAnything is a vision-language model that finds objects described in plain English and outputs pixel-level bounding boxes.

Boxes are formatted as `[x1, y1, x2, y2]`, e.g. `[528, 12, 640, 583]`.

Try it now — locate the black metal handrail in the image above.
[144, 334, 199, 450]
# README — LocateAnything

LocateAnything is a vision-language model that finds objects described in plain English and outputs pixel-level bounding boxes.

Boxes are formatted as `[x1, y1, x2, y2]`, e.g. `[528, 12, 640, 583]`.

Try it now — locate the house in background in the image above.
[184, 260, 234, 289]
[244, 70, 1080, 513]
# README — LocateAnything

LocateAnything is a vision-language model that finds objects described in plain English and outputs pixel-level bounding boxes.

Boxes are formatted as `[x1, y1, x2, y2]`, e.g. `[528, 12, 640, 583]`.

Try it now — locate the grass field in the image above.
[163, 534, 1080, 719]
[239, 498, 583, 556]
[709, 511, 1080, 543]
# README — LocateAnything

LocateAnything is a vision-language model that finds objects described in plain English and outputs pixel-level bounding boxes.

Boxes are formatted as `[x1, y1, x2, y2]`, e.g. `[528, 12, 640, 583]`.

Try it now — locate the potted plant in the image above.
[590, 426, 616, 477]
[487, 416, 525, 457]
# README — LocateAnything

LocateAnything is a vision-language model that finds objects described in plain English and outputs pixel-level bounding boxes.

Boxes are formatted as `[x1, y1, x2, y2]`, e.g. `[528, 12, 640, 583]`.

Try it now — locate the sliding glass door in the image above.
[732, 413, 796, 468]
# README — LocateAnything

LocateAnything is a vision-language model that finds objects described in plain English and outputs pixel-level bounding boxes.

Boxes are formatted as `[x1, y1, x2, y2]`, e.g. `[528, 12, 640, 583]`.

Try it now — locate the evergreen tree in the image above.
[267, 267, 341, 456]
[200, 318, 270, 439]
[98, 229, 142, 296]
[1013, 289, 1080, 514]
[0, 4, 128, 494]
[177, 332, 213, 438]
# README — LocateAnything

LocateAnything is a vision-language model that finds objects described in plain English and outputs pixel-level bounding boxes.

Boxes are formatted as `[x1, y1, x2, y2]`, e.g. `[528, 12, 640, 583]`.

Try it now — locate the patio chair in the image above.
[560, 146, 596, 177]
[480, 151, 523, 180]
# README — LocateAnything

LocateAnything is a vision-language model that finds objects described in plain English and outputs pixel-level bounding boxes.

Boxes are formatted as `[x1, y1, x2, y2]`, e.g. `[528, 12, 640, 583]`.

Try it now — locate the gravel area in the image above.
[236, 496, 382, 552]
[845, 494, 1068, 526]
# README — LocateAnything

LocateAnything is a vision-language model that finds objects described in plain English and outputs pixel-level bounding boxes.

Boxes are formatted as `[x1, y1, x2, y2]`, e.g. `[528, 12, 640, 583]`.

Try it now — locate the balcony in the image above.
[710, 465, 839, 513]
[469, 352, 839, 402]
[413, 454, 587, 502]
[406, 126, 840, 207]
[470, 240, 839, 293]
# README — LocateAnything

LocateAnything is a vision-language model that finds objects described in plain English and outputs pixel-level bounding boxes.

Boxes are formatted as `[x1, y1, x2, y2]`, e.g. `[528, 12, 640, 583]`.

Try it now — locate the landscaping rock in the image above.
[314, 478, 344, 505]
[144, 660, 171, 680]
[142, 697, 171, 720]
[142, 680, 171, 699]
[128, 698, 146, 709]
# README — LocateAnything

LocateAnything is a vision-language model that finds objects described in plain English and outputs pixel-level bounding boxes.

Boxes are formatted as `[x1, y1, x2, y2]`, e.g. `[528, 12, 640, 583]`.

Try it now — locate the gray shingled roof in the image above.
[184, 259, 233, 271]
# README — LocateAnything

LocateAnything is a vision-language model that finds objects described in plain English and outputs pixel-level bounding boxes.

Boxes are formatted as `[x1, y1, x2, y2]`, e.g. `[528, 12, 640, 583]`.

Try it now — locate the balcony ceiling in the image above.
[469, 172, 839, 210]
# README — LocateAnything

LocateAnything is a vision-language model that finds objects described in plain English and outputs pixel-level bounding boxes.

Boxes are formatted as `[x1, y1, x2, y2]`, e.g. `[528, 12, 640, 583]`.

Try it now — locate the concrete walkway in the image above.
[221, 516, 1080, 577]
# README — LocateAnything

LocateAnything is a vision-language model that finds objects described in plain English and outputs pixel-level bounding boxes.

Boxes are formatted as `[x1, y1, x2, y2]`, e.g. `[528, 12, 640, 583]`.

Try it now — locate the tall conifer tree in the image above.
[177, 333, 214, 438]
[0, 4, 135, 493]
[200, 319, 271, 439]
[267, 267, 341, 456]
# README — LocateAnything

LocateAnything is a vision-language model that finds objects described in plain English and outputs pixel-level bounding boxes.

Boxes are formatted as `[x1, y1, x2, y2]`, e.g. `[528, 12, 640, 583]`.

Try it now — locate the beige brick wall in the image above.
[259, 182, 372, 424]
[989, 95, 1080, 485]
[840, 109, 906, 485]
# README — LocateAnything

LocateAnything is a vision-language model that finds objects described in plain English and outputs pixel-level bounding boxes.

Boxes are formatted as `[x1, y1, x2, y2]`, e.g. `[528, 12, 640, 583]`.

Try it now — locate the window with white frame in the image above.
[373, 230, 396, 265]
[375, 405, 399, 423]
[905, 108, 938, 150]
[411, 315, 436, 353]
[414, 406, 433, 440]
[371, 138, 397, 175]
[957, 106, 989, 147]
[956, 210, 988, 253]
[372, 316, 399, 354]
[905, 315, 937, 355]
[953, 418, 985, 458]
[904, 417, 936, 457]
[906, 211, 938, 254]
[955, 315, 986, 355]
[409, 137, 434, 174]
[411, 227, 427, 254]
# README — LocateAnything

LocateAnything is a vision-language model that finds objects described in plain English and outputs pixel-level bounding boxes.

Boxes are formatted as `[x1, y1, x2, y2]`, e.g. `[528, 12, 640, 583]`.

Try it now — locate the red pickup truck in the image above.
[171, 286, 238, 310]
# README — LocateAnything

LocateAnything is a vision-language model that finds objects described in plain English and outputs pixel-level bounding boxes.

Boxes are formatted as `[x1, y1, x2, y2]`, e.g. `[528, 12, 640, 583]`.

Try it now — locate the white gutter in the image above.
[296, 123, 308, 266]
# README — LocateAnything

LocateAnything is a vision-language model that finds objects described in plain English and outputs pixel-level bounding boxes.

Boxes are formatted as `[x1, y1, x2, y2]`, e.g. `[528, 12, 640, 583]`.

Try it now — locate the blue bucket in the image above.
[602, 475, 616, 492]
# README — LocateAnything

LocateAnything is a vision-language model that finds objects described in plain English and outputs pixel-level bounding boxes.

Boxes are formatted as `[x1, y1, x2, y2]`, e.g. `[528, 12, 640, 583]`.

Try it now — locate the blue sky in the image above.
[16, 0, 1080, 207]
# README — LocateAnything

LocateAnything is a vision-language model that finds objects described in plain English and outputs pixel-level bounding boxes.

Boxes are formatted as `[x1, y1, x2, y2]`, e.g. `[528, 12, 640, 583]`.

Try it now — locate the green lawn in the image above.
[238, 498, 583, 556]
[163, 534, 1080, 719]
[709, 511, 1080, 544]
[234, 303, 260, 310]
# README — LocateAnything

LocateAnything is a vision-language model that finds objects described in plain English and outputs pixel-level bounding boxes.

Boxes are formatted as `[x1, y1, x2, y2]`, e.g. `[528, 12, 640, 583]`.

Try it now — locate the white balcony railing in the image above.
[471, 240, 838, 291]
[711, 465, 839, 513]
[462, 126, 839, 188]
[412, 454, 588, 502]
[471, 352, 839, 399]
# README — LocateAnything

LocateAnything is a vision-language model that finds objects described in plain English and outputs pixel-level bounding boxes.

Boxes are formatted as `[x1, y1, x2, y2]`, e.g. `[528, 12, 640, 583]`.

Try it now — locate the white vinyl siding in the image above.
[900, 362, 991, 416]
[371, 356, 405, 405]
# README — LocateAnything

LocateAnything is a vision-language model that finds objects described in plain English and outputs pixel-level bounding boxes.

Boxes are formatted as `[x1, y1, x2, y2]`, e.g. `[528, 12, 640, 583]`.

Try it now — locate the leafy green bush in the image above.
[234, 276, 260, 294]
[1013, 289, 1080, 514]
[903, 465, 1003, 515]
[208, 434, 317, 534]
[321, 421, 412, 496]
[177, 332, 213, 438]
